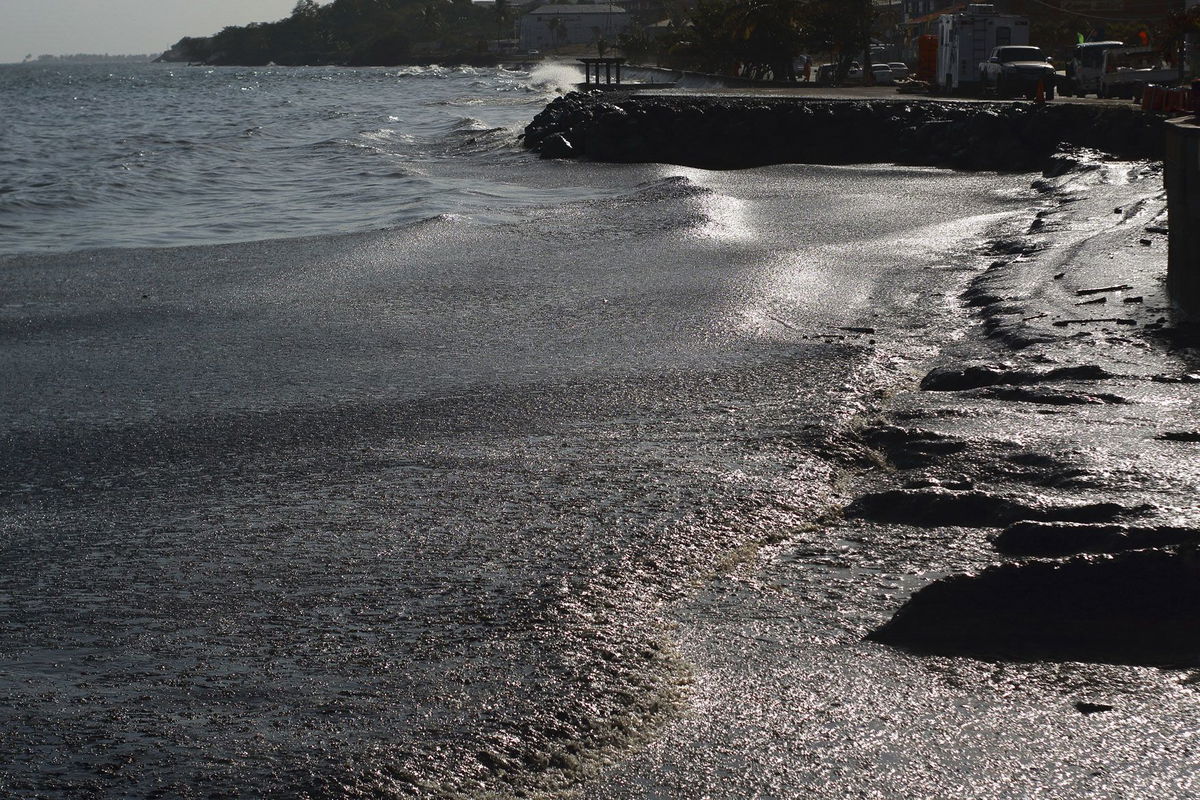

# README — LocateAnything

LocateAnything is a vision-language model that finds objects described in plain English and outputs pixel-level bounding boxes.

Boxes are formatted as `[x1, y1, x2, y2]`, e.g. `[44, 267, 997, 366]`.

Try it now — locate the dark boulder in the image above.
[919, 362, 1112, 391]
[845, 487, 1150, 528]
[973, 386, 1127, 405]
[994, 520, 1200, 557]
[539, 133, 575, 160]
[868, 547, 1200, 666]
[920, 364, 1015, 391]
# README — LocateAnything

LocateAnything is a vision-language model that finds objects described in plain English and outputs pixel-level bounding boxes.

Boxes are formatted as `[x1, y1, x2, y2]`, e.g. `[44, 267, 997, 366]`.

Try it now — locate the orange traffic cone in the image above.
[1035, 80, 1046, 104]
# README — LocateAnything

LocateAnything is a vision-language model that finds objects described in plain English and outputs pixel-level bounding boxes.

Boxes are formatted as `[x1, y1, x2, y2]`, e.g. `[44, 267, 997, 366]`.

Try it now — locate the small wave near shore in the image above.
[0, 62, 587, 254]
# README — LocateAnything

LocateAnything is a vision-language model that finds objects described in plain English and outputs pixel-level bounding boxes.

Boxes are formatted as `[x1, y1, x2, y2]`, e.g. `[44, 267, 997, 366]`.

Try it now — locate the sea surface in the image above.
[2, 62, 1192, 798]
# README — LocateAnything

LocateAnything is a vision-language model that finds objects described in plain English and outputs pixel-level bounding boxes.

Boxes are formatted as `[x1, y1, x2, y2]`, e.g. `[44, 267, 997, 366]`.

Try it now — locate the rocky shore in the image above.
[523, 93, 1167, 172]
[525, 91, 1199, 669]
[840, 156, 1200, 669]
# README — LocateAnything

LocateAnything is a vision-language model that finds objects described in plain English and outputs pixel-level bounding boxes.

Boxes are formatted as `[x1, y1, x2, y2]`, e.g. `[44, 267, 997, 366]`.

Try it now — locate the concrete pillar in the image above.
[1165, 117, 1200, 317]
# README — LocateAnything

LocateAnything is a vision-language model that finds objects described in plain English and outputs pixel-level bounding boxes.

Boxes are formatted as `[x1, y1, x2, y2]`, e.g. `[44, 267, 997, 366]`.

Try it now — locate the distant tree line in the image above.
[160, 0, 877, 75]
[640, 0, 875, 81]
[161, 0, 512, 66]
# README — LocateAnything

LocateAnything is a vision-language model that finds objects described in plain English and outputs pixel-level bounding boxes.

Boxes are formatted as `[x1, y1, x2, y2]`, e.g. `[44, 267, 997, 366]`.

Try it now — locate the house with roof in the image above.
[518, 4, 633, 51]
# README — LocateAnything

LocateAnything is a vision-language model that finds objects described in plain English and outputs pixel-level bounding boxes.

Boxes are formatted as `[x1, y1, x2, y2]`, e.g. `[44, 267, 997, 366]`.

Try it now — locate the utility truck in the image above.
[1060, 40, 1123, 96]
[1097, 46, 1179, 98]
[1061, 42, 1177, 97]
[936, 3, 1030, 93]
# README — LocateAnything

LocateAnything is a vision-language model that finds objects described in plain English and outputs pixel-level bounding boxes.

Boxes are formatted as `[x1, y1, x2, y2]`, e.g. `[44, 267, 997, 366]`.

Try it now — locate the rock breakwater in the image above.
[523, 94, 1166, 171]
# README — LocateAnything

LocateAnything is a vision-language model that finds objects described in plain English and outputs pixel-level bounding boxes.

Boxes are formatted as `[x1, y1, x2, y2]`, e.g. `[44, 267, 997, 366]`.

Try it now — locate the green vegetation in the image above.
[655, 0, 874, 80]
[160, 0, 877, 71]
[161, 0, 508, 66]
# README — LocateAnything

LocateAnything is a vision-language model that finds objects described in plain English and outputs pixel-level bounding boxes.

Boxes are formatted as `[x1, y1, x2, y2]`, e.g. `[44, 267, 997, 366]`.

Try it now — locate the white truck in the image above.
[936, 3, 1030, 93]
[1060, 40, 1123, 96]
[978, 45, 1056, 99]
[1097, 46, 1179, 98]
[1061, 42, 1178, 97]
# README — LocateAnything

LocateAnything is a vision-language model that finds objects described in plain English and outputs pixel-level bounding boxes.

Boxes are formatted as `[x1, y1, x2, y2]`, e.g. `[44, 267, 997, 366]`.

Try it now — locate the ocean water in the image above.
[0, 61, 624, 254]
[5, 62, 1190, 798]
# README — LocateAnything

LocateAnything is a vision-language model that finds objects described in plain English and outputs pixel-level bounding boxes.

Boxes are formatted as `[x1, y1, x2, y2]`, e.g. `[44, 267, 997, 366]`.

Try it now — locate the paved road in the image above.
[638, 82, 1144, 108]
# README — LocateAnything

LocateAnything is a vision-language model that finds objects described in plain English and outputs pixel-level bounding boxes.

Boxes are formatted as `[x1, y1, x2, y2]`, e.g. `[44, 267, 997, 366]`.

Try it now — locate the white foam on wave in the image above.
[394, 65, 450, 78]
[451, 116, 492, 132]
[527, 63, 583, 95]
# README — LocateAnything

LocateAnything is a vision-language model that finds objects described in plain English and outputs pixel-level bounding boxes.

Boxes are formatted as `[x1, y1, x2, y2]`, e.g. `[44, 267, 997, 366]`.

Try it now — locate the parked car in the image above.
[979, 45, 1055, 99]
[870, 63, 894, 85]
[888, 62, 911, 82]
[816, 62, 861, 84]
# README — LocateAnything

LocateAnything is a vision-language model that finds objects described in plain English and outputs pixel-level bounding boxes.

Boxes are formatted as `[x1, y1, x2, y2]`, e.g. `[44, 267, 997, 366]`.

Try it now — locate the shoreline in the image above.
[849, 157, 1200, 666]
[579, 157, 1200, 800]
[520, 92, 1199, 667]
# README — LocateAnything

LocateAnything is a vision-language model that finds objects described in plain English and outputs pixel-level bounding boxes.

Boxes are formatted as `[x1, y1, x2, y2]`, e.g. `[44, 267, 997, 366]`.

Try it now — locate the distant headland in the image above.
[157, 0, 518, 67]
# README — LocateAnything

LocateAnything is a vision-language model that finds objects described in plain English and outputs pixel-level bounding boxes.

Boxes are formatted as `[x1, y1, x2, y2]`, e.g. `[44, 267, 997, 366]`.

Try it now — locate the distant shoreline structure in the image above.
[13, 53, 161, 65]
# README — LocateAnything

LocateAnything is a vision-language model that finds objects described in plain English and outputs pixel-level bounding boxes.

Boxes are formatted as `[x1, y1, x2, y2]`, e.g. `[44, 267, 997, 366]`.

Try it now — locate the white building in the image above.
[518, 4, 632, 52]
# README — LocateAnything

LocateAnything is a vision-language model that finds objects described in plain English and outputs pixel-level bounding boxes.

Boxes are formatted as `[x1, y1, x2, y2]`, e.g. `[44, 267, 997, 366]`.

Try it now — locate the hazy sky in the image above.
[0, 0, 314, 63]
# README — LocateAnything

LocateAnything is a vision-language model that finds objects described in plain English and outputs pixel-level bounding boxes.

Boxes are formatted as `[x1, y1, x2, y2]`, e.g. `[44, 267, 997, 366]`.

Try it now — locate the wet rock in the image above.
[539, 133, 575, 159]
[997, 451, 1095, 489]
[859, 425, 967, 469]
[1042, 149, 1084, 178]
[965, 293, 1005, 308]
[973, 386, 1128, 405]
[994, 520, 1200, 557]
[867, 547, 1200, 667]
[905, 475, 975, 490]
[989, 239, 1042, 256]
[1052, 317, 1137, 327]
[845, 487, 1149, 528]
[1074, 702, 1114, 715]
[919, 364, 1015, 391]
[1075, 284, 1133, 296]
[919, 363, 1112, 391]
[1155, 431, 1200, 442]
[1152, 373, 1200, 384]
[1044, 365, 1118, 381]
[522, 95, 1167, 170]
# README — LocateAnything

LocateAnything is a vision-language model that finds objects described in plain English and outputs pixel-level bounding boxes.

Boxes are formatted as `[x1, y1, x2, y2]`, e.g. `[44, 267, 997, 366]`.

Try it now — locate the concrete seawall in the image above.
[1165, 117, 1200, 318]
[524, 94, 1167, 173]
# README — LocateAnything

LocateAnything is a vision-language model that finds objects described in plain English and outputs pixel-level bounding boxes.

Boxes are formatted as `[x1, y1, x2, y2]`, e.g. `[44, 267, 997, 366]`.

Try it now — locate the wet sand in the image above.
[584, 159, 1200, 798]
